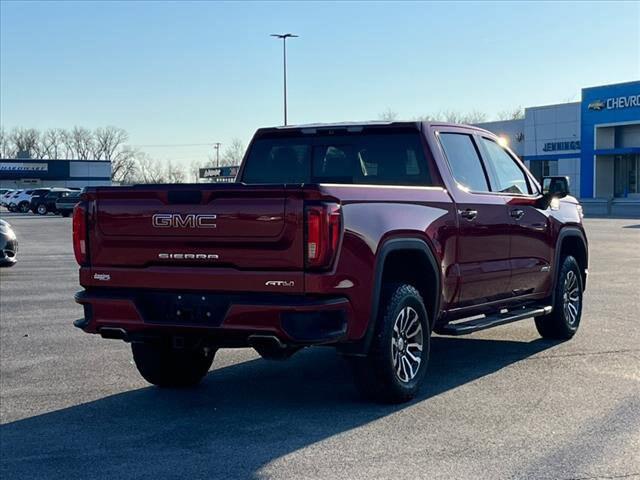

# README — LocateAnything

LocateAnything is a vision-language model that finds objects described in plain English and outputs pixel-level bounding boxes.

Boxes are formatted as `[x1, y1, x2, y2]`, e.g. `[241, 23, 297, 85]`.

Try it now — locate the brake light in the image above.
[305, 203, 341, 269]
[72, 203, 88, 265]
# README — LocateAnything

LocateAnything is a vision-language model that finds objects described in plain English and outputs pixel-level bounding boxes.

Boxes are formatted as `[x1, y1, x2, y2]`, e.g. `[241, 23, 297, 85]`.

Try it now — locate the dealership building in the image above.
[0, 159, 111, 189]
[477, 80, 640, 216]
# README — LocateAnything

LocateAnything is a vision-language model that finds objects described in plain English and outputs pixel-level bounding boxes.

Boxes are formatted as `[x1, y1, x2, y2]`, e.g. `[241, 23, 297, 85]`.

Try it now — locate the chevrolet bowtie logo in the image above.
[588, 100, 605, 111]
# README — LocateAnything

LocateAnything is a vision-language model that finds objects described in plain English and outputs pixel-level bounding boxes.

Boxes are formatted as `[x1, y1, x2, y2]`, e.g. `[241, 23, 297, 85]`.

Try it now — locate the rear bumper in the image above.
[74, 289, 353, 346]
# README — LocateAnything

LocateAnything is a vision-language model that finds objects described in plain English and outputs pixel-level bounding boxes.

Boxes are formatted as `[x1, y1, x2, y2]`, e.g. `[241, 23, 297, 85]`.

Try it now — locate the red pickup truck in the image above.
[73, 122, 588, 403]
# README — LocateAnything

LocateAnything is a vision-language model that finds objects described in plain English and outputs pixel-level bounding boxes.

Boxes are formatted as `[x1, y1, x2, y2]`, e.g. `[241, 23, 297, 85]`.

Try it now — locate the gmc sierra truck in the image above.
[73, 122, 588, 403]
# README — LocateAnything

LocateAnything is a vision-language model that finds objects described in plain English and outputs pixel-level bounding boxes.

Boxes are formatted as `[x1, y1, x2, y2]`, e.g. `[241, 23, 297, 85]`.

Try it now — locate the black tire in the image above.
[36, 204, 48, 215]
[18, 202, 30, 213]
[131, 341, 215, 387]
[535, 255, 583, 340]
[61, 211, 71, 217]
[351, 283, 430, 403]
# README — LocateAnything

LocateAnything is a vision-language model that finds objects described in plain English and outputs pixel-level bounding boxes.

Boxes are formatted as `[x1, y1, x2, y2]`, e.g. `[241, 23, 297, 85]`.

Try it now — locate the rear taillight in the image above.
[305, 203, 341, 270]
[72, 203, 88, 265]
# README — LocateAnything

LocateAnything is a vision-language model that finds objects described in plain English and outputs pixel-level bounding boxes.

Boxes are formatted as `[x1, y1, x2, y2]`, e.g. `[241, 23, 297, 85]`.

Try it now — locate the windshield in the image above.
[241, 131, 433, 186]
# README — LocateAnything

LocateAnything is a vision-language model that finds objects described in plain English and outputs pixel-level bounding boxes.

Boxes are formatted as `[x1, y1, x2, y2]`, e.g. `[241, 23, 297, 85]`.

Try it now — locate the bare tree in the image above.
[94, 126, 128, 161]
[111, 146, 140, 183]
[134, 155, 166, 184]
[378, 108, 399, 121]
[165, 161, 186, 183]
[189, 159, 205, 183]
[496, 106, 524, 121]
[37, 129, 65, 159]
[0, 127, 16, 158]
[58, 129, 75, 159]
[9, 128, 40, 157]
[220, 138, 245, 166]
[414, 110, 488, 124]
[71, 126, 94, 160]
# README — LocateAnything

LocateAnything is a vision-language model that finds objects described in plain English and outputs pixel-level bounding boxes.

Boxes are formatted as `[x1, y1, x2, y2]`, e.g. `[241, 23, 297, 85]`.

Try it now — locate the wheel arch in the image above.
[554, 227, 588, 295]
[347, 237, 442, 356]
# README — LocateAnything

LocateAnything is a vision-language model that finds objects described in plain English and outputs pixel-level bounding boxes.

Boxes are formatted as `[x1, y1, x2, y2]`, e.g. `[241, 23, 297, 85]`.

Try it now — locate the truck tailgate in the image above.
[88, 184, 304, 272]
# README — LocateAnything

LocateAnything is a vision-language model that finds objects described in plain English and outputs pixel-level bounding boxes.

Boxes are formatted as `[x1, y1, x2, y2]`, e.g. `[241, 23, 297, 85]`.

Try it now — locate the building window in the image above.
[528, 160, 558, 183]
[614, 154, 640, 198]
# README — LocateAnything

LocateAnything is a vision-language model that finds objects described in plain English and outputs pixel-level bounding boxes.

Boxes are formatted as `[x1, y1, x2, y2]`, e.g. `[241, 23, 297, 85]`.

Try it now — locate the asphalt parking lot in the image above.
[0, 213, 639, 480]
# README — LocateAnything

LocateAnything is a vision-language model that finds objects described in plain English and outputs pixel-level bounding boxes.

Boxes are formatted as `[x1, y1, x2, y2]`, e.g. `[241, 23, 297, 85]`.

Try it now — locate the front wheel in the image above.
[18, 202, 30, 213]
[131, 341, 215, 387]
[535, 255, 583, 340]
[350, 283, 430, 403]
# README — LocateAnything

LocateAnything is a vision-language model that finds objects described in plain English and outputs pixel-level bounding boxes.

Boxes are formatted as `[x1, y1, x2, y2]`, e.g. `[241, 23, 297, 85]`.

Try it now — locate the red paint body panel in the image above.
[74, 122, 587, 349]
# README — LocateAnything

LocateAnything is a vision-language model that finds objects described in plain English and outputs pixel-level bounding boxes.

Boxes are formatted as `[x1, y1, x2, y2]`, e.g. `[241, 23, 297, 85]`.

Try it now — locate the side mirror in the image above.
[542, 176, 570, 198]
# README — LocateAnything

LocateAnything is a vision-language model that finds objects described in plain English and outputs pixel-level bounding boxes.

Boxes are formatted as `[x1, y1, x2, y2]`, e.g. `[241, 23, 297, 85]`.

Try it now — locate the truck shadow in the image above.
[0, 336, 558, 479]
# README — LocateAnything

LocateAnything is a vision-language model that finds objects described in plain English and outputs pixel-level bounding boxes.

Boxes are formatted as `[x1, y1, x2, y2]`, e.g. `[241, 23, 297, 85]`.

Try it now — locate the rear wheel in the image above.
[351, 283, 430, 403]
[131, 341, 215, 387]
[37, 204, 48, 215]
[535, 255, 583, 340]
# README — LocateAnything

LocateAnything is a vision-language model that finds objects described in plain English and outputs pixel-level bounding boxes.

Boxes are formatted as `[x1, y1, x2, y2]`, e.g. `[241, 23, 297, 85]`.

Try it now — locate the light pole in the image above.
[270, 33, 298, 126]
[213, 142, 221, 167]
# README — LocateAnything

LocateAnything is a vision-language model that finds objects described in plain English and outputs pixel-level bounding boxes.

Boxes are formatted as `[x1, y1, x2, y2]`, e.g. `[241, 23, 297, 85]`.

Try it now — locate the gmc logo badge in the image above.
[152, 213, 217, 228]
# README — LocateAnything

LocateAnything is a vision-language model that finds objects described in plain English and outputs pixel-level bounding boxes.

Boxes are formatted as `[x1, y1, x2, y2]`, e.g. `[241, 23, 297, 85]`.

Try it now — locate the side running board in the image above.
[439, 305, 552, 336]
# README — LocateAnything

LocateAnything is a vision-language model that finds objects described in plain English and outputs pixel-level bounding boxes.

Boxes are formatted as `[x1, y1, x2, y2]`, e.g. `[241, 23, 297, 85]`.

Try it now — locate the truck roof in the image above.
[258, 121, 495, 136]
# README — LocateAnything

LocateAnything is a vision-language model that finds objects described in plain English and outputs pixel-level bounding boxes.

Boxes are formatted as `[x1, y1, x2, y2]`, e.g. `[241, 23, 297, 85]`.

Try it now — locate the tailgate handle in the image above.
[168, 191, 202, 205]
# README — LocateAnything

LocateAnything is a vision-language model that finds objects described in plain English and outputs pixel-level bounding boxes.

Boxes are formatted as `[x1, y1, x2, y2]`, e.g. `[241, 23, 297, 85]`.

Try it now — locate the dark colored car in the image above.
[24, 188, 53, 213]
[55, 191, 82, 217]
[72, 122, 588, 403]
[0, 219, 18, 267]
[31, 189, 71, 215]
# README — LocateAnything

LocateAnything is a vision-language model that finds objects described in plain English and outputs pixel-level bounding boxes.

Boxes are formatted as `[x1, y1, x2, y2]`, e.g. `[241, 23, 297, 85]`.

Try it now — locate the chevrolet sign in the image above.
[588, 95, 640, 111]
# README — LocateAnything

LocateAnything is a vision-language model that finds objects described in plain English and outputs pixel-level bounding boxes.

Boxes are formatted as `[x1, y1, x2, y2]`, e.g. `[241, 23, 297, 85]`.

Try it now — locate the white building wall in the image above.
[69, 161, 111, 179]
[524, 102, 581, 157]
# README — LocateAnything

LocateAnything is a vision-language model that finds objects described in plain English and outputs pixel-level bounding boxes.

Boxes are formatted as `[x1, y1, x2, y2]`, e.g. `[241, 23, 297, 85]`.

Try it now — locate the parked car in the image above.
[72, 121, 588, 403]
[0, 219, 18, 267]
[55, 191, 82, 217]
[9, 189, 36, 213]
[31, 189, 72, 215]
[0, 189, 15, 207]
[29, 188, 55, 213]
[4, 190, 24, 211]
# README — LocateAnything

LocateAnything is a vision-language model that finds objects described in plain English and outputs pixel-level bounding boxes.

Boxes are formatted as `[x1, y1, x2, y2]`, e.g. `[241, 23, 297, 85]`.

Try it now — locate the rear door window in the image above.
[242, 132, 432, 186]
[438, 133, 489, 192]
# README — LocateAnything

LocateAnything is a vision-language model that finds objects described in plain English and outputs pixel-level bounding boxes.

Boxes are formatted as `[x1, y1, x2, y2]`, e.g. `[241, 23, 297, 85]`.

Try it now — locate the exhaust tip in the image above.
[99, 327, 128, 341]
[248, 334, 299, 361]
[248, 334, 286, 350]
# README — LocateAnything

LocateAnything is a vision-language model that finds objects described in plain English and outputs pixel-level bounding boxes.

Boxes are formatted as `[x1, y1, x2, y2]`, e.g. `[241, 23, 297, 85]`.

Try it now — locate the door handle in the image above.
[459, 209, 478, 220]
[510, 209, 525, 220]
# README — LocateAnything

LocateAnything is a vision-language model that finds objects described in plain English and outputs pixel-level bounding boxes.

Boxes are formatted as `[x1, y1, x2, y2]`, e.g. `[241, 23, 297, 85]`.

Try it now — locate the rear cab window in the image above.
[241, 130, 433, 186]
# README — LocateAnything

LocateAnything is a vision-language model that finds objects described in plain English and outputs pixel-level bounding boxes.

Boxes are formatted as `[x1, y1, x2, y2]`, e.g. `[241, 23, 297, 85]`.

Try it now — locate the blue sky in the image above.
[1, 0, 638, 167]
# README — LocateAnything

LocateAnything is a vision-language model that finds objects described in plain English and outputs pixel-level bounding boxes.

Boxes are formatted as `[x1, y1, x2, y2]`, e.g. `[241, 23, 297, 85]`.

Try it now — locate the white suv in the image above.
[2, 190, 22, 209]
[0, 189, 15, 207]
[8, 189, 36, 213]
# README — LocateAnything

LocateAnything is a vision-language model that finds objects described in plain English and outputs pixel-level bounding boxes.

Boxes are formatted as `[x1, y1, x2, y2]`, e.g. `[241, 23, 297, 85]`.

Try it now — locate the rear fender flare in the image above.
[351, 238, 441, 356]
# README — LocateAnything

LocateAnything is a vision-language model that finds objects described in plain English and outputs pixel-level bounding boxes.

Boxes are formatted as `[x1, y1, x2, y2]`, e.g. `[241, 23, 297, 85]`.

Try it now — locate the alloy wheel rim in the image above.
[391, 306, 423, 383]
[563, 270, 580, 326]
